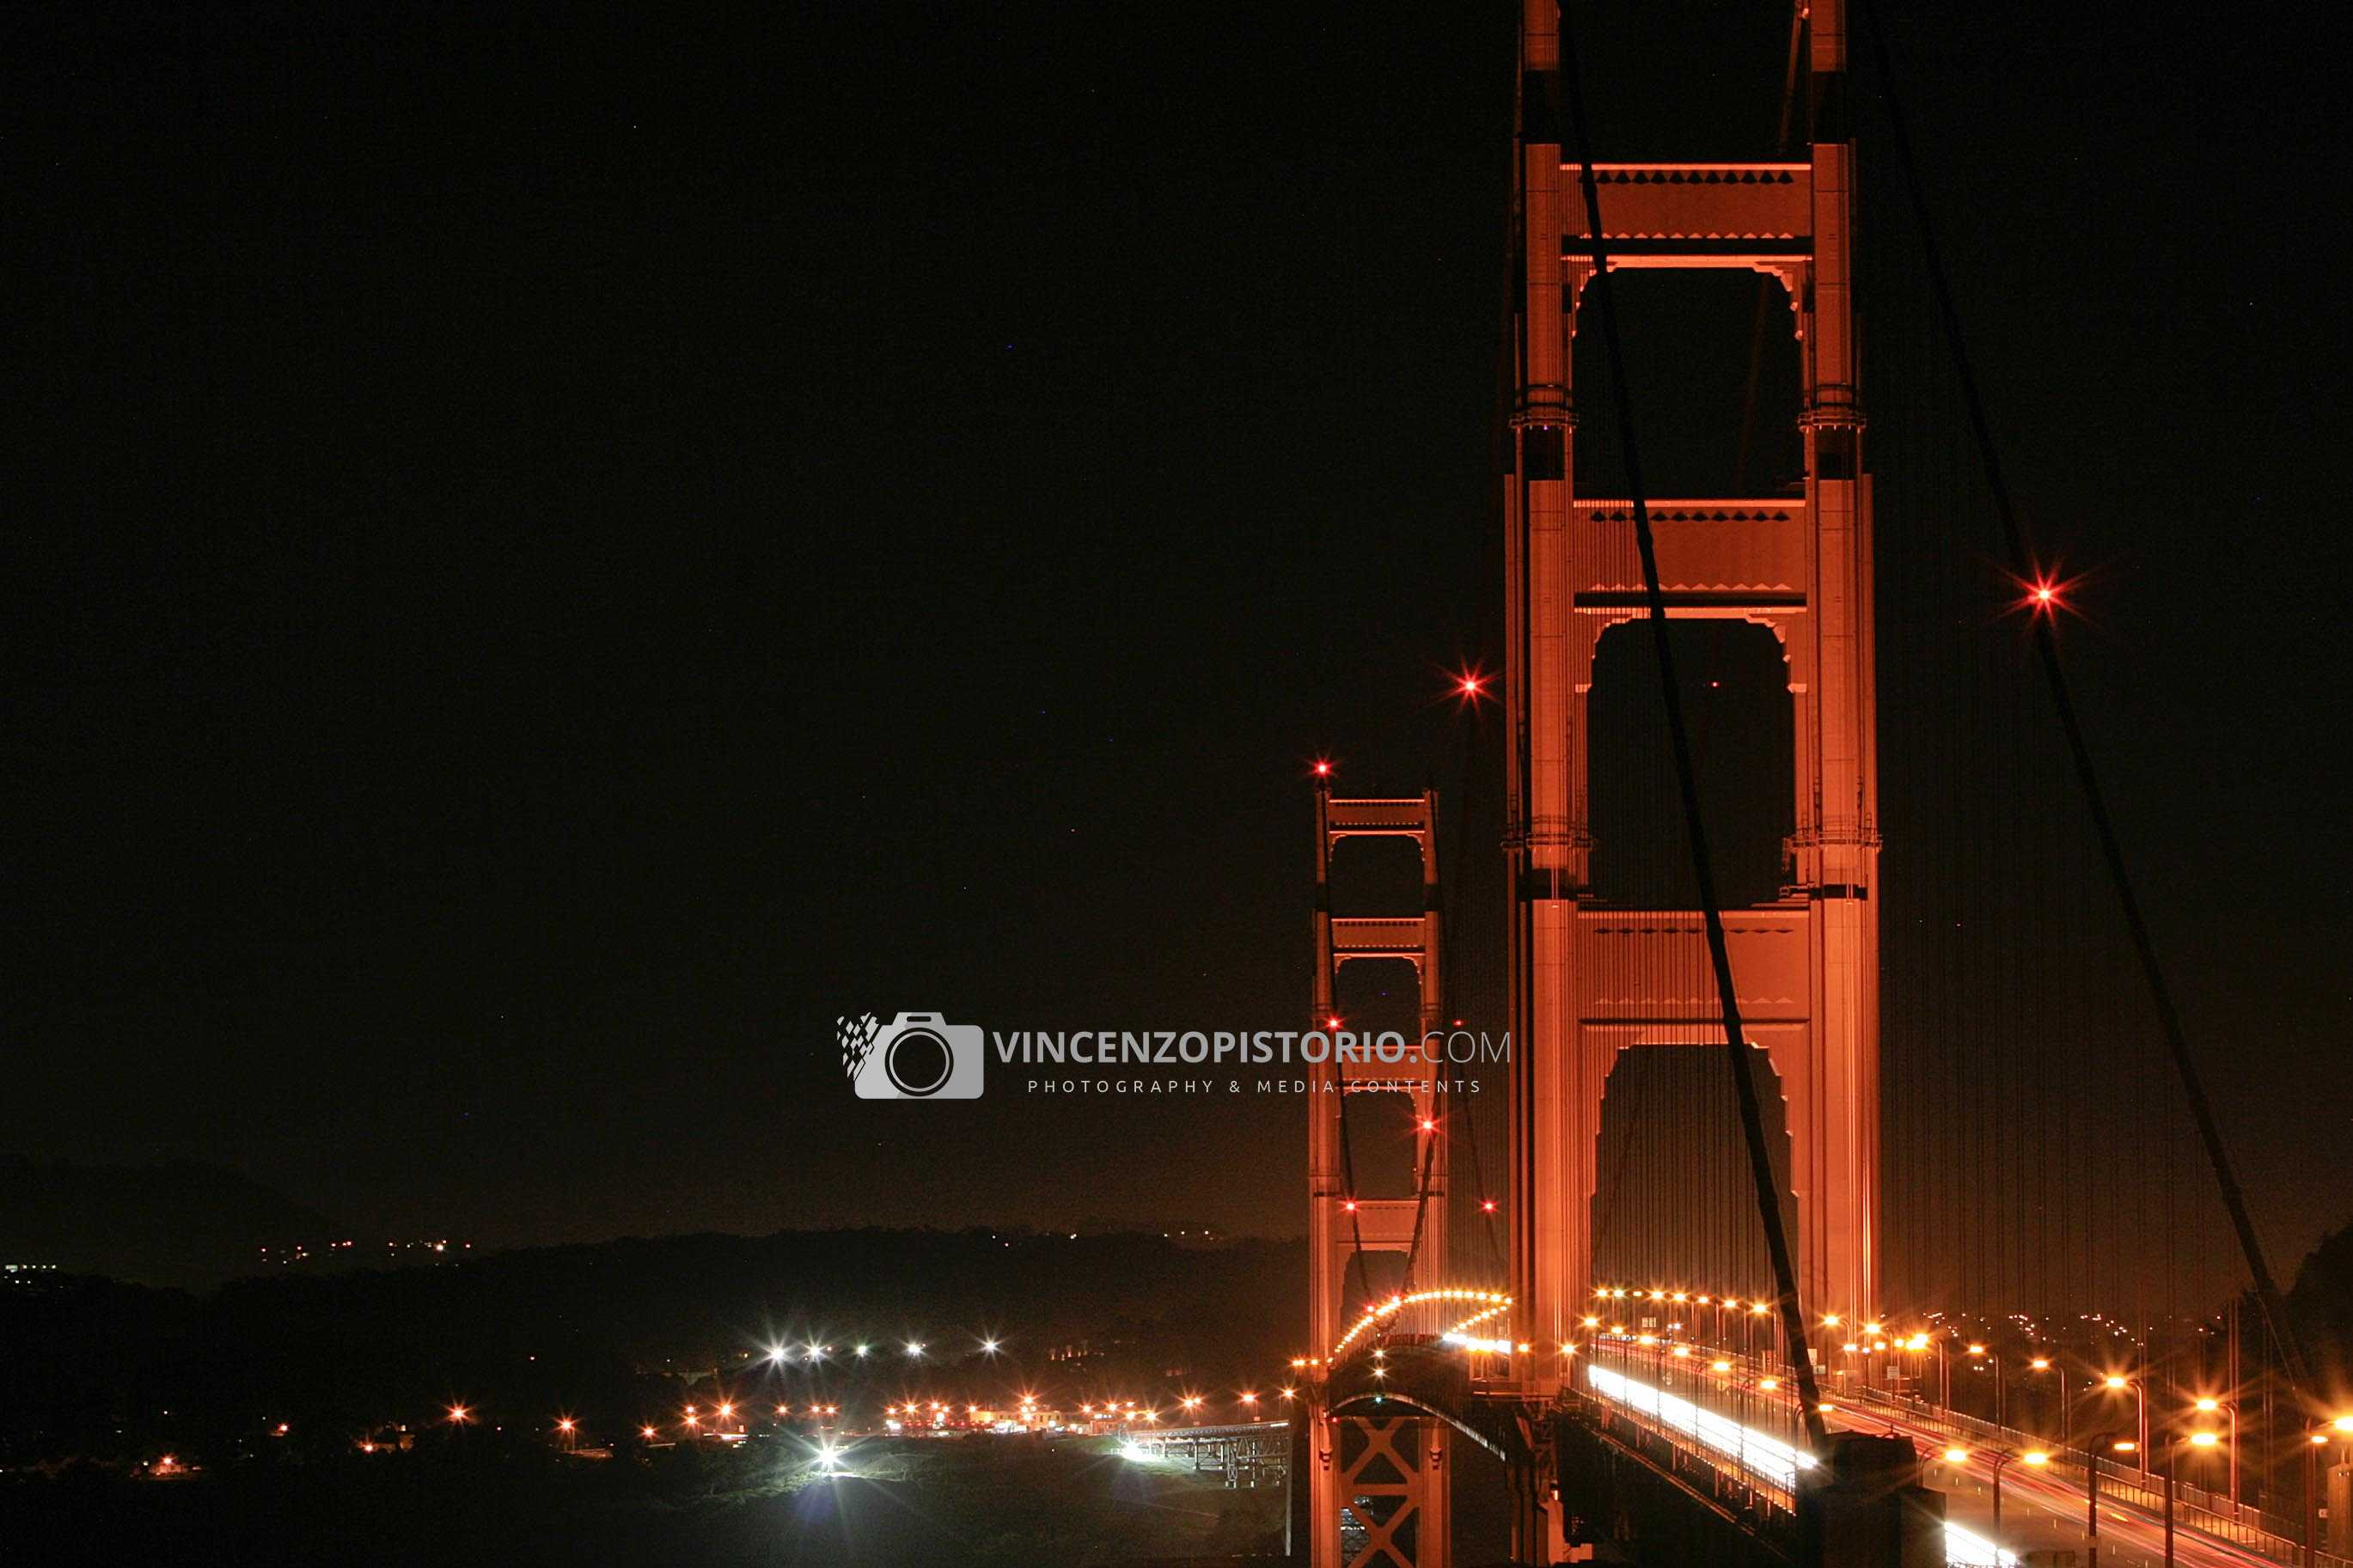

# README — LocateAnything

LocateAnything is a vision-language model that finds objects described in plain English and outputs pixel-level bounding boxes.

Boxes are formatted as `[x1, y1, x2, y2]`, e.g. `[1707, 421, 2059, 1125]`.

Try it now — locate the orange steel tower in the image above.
[1307, 784, 1450, 1568]
[1505, 0, 1879, 1412]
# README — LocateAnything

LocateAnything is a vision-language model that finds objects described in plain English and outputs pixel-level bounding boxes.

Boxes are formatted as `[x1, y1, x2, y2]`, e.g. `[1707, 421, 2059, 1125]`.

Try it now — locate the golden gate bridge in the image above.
[1277, 3, 2351, 1566]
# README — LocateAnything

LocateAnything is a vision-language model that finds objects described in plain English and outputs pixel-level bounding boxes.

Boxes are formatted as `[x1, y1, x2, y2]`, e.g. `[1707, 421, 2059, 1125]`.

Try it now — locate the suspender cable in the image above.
[1856, 0, 2313, 1389]
[1555, 1, 1829, 1448]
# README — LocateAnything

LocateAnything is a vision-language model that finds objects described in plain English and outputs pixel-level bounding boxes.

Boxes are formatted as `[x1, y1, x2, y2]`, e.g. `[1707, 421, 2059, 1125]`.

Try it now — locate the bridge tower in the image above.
[1504, 0, 1879, 1411]
[1308, 784, 1450, 1568]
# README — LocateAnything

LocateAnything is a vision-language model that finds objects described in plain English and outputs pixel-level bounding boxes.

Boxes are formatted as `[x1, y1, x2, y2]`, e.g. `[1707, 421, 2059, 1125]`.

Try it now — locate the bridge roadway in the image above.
[1580, 1352, 2300, 1568]
[1830, 1400, 2277, 1568]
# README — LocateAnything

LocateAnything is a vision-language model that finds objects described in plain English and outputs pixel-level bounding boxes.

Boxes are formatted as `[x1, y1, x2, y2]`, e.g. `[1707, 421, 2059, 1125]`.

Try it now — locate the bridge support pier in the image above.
[1797, 1432, 1946, 1568]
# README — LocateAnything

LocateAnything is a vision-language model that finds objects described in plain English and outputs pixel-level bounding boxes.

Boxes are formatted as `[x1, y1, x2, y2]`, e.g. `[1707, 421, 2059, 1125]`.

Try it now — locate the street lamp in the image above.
[2193, 1396, 2240, 1506]
[2026, 1355, 2069, 1442]
[2307, 1416, 2353, 1568]
[1966, 1342, 2005, 1426]
[2163, 1429, 2223, 1568]
[2102, 1375, 2148, 1467]
[2083, 1432, 2133, 1568]
[1948, 1446, 2039, 1555]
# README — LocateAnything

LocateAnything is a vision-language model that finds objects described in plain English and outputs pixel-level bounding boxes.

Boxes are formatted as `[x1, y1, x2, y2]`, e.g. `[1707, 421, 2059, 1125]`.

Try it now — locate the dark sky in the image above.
[12, 3, 2350, 1309]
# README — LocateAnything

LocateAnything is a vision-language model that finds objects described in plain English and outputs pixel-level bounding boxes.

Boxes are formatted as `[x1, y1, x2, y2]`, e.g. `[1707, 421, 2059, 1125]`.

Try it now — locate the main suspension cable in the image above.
[1855, 0, 2312, 1390]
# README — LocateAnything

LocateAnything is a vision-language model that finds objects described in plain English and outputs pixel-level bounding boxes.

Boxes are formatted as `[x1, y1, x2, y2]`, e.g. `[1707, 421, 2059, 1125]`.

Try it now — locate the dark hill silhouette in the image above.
[0, 1156, 338, 1287]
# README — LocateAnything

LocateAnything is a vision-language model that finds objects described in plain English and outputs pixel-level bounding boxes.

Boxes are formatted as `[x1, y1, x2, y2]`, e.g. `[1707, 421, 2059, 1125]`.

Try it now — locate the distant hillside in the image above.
[0, 1225, 1311, 1467]
[0, 1156, 338, 1287]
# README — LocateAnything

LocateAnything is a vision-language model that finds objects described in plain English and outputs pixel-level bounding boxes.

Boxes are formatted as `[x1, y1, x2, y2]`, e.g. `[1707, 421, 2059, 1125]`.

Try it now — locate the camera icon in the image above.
[838, 1012, 985, 1100]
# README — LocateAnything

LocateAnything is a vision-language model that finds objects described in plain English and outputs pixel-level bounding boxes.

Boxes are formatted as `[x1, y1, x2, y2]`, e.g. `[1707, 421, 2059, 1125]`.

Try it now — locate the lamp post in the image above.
[2308, 1416, 2353, 1567]
[2194, 1396, 2240, 1507]
[2083, 1431, 2130, 1568]
[2103, 1375, 2148, 1469]
[1946, 1445, 2048, 1559]
[2164, 1429, 2223, 1568]
[2029, 1355, 2067, 1441]
[1967, 1342, 2004, 1426]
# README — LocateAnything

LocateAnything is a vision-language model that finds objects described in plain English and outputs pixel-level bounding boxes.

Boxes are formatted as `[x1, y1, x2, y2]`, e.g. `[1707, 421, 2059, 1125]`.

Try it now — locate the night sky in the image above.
[14, 3, 2350, 1303]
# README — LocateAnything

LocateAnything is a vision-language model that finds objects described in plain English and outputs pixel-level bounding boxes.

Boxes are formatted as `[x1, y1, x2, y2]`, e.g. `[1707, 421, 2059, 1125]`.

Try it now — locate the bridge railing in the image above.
[1577, 1339, 1802, 1516]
